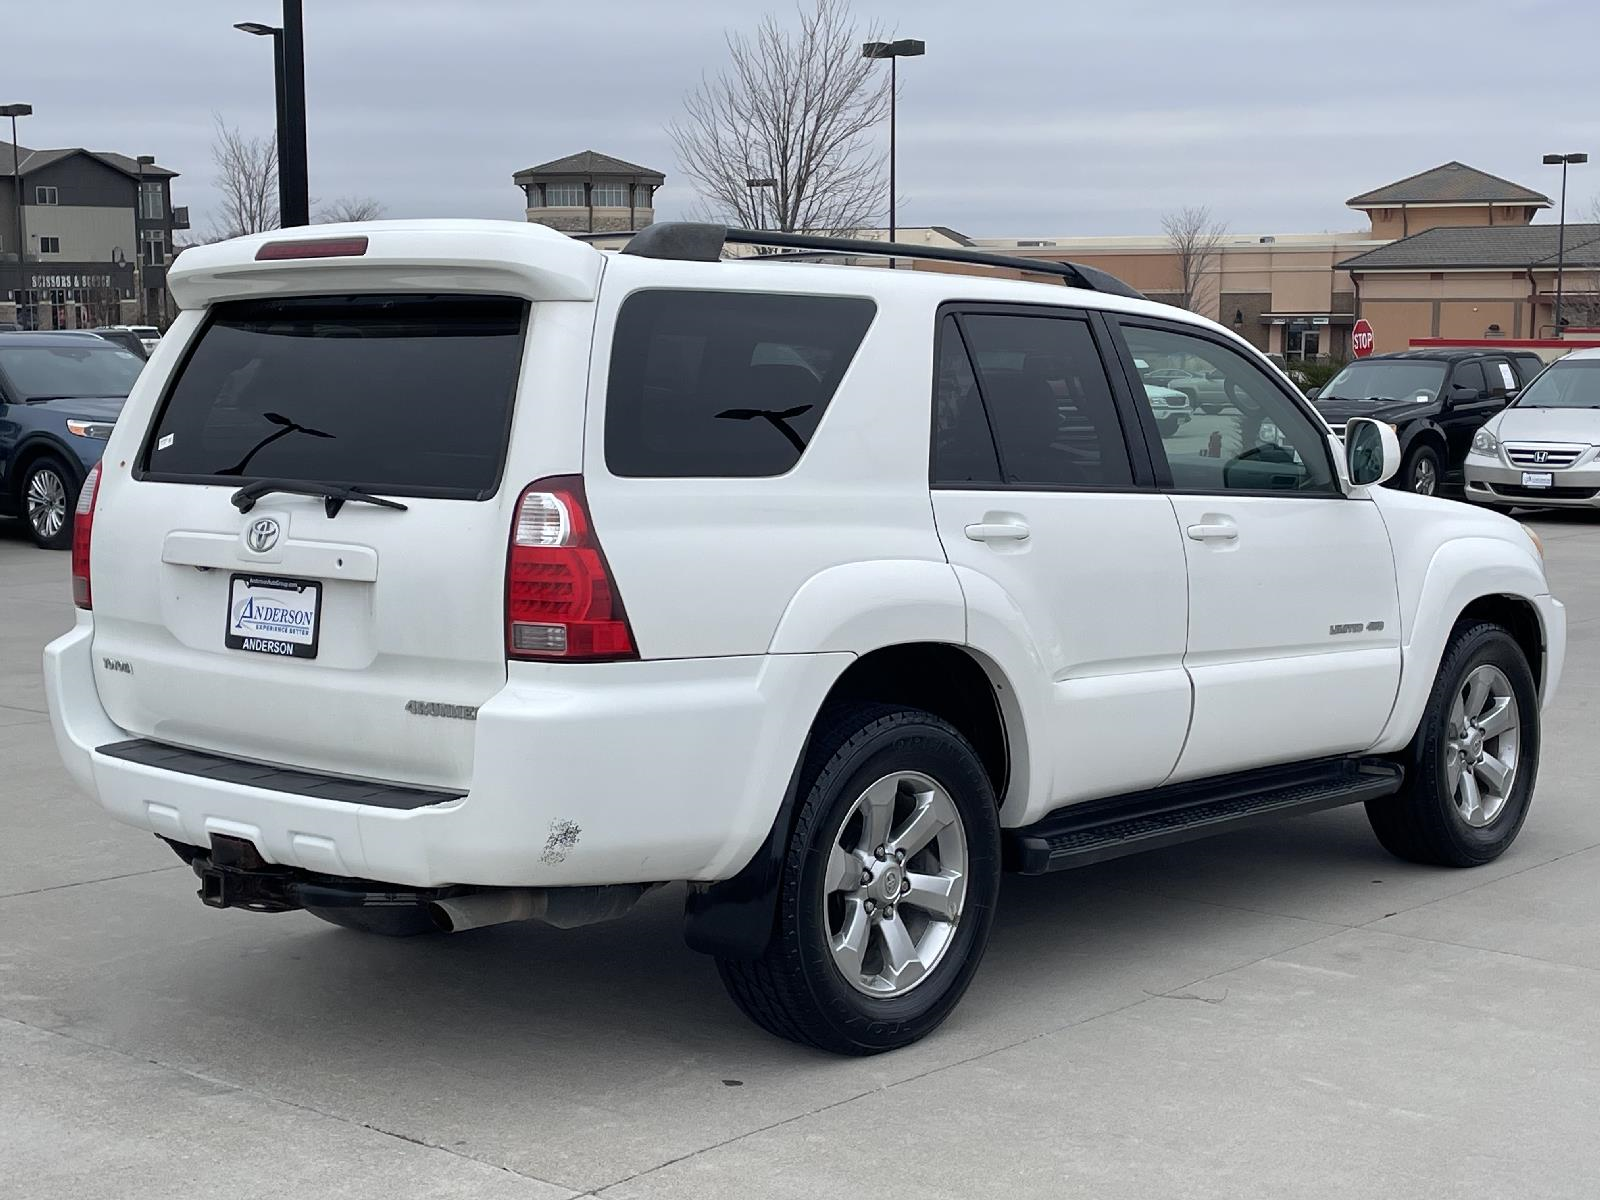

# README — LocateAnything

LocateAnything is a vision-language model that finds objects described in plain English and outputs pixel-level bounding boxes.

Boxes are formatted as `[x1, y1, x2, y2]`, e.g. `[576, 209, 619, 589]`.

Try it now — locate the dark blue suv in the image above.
[0, 333, 145, 548]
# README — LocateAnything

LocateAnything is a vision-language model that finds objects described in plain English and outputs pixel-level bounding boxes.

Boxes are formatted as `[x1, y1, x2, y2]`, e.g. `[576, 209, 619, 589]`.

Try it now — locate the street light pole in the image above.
[1542, 151, 1588, 337]
[2, 102, 32, 324]
[234, 22, 290, 224]
[861, 40, 924, 266]
[279, 0, 309, 226]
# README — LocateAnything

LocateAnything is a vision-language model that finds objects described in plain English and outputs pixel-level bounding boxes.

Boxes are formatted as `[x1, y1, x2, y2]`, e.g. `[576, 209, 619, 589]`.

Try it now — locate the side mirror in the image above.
[1504, 388, 1519, 402]
[1305, 386, 1321, 400]
[1447, 384, 1479, 404]
[1345, 417, 1401, 487]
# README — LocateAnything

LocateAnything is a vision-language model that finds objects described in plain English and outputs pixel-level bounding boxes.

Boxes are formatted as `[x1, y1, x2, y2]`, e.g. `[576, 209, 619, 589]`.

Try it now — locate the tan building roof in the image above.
[1346, 161, 1549, 208]
[1339, 223, 1600, 270]
[513, 150, 664, 183]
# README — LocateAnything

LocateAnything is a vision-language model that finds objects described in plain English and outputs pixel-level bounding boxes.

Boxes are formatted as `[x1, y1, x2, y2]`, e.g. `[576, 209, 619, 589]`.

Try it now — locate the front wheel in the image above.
[1366, 622, 1540, 866]
[1400, 443, 1442, 496]
[21, 456, 78, 550]
[717, 703, 1001, 1055]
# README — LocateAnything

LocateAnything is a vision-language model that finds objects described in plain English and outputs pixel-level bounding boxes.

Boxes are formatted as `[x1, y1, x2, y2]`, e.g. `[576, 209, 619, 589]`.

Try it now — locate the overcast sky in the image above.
[12, 0, 1600, 239]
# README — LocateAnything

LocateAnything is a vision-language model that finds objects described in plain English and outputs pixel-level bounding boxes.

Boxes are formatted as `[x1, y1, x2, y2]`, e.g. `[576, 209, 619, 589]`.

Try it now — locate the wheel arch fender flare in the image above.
[686, 561, 1046, 960]
[765, 559, 966, 655]
[1396, 420, 1446, 461]
[6, 434, 82, 501]
[1371, 538, 1554, 754]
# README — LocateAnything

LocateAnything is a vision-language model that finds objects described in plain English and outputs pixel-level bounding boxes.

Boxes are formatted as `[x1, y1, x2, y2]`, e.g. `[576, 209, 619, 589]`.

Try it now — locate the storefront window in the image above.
[1285, 326, 1321, 360]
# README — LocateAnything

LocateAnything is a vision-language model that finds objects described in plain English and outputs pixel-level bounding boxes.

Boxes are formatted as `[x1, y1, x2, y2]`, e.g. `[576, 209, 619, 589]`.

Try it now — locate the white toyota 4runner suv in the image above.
[45, 220, 1565, 1055]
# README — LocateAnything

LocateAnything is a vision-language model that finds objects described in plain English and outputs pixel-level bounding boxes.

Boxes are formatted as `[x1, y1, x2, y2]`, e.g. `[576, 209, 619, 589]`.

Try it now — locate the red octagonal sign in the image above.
[1351, 318, 1376, 357]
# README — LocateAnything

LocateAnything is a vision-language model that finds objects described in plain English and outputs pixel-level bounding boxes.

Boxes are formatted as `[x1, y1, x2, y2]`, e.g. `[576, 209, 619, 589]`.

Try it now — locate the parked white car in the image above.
[45, 220, 1565, 1055]
[1465, 348, 1600, 509]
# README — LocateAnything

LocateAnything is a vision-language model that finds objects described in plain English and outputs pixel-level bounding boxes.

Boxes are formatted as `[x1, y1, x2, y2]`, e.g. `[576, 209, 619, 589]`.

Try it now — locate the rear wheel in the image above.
[1367, 622, 1539, 866]
[716, 703, 1001, 1055]
[21, 456, 77, 550]
[1400, 443, 1442, 496]
[304, 904, 440, 937]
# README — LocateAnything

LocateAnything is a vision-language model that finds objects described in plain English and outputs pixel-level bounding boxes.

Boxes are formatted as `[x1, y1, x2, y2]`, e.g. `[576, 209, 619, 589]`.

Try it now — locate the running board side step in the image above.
[1005, 757, 1404, 875]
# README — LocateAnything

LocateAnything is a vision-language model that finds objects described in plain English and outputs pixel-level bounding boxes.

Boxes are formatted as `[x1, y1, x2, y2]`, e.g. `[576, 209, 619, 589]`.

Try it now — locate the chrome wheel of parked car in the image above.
[26, 465, 68, 542]
[22, 460, 77, 550]
[825, 770, 968, 997]
[1446, 664, 1520, 827]
[1407, 448, 1439, 495]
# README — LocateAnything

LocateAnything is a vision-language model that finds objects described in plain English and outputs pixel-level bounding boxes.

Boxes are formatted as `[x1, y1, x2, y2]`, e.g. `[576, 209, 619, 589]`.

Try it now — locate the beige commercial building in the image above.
[520, 156, 1595, 360]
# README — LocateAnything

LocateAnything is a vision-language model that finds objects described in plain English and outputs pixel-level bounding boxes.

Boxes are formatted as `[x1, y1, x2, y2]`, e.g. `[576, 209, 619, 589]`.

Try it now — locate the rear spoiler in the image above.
[168, 220, 604, 309]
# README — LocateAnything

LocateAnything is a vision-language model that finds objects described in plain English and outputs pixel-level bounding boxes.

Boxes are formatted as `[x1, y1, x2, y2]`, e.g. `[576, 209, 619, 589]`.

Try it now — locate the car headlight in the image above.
[1471, 427, 1500, 455]
[65, 420, 114, 440]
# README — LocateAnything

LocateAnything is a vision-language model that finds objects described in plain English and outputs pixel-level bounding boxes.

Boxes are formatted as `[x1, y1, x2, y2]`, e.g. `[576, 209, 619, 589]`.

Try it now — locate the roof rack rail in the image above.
[597, 223, 1145, 300]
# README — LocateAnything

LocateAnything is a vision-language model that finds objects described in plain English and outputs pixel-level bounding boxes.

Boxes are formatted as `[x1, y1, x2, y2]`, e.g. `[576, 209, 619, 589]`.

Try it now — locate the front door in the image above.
[929, 307, 1192, 809]
[1110, 319, 1402, 782]
[1440, 359, 1505, 473]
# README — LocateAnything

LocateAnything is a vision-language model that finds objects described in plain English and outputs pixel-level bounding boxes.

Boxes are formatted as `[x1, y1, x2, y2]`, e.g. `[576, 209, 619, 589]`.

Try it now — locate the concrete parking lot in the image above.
[2, 511, 1597, 1199]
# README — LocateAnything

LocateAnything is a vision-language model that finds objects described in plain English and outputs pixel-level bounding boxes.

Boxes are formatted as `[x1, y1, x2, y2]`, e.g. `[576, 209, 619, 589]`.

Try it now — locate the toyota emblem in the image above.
[246, 517, 281, 553]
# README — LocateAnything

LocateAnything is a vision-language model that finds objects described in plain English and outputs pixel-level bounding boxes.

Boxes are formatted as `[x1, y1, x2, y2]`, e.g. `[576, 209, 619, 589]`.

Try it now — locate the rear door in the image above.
[930, 305, 1193, 805]
[89, 292, 561, 790]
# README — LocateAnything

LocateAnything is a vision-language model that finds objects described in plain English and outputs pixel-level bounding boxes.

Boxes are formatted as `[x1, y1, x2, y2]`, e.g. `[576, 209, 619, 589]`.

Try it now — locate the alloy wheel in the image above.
[25, 467, 68, 542]
[1445, 664, 1520, 827]
[824, 771, 968, 997]
[1411, 456, 1438, 496]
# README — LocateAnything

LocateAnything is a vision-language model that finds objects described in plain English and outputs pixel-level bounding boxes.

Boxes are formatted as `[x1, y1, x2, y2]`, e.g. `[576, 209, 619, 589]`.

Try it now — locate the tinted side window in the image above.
[1452, 361, 1487, 395]
[957, 313, 1134, 488]
[1121, 323, 1337, 495]
[605, 290, 875, 478]
[932, 316, 1001, 485]
[1481, 359, 1515, 397]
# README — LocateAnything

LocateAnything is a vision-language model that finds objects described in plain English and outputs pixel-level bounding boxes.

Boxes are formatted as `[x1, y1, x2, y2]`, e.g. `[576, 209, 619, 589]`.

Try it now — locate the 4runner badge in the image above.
[405, 700, 479, 721]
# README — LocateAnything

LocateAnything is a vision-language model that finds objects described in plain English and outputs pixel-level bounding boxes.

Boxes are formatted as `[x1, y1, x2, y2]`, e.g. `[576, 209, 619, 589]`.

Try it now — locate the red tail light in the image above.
[71, 463, 100, 609]
[506, 477, 636, 661]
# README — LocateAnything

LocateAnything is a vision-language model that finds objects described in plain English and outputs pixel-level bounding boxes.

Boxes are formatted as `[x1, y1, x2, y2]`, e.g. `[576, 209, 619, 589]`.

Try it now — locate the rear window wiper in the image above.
[230, 479, 410, 518]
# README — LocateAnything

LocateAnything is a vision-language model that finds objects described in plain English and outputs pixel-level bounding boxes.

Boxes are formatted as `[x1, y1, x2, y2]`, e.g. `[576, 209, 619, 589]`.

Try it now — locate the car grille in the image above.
[1504, 442, 1586, 469]
[1488, 483, 1600, 501]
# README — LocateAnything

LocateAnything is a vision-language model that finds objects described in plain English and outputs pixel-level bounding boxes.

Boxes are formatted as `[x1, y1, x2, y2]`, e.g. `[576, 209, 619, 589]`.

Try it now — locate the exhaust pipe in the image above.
[428, 883, 650, 934]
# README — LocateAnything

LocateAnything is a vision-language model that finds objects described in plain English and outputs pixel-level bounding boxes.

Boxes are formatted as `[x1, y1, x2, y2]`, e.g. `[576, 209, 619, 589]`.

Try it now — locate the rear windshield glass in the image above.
[605, 289, 875, 477]
[142, 294, 527, 498]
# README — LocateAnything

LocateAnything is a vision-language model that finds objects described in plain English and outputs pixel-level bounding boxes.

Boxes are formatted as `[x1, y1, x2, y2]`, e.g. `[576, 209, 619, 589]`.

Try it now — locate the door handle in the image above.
[1186, 521, 1238, 542]
[965, 521, 1030, 543]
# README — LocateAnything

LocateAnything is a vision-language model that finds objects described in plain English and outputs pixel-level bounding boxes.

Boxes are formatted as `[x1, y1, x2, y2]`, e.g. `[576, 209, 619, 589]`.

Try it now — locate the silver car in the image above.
[1464, 347, 1600, 509]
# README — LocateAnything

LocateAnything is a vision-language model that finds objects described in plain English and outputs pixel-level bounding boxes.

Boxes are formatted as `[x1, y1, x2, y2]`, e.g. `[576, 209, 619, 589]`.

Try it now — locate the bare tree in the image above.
[208, 115, 278, 240]
[668, 0, 890, 235]
[1162, 206, 1228, 314]
[317, 196, 387, 224]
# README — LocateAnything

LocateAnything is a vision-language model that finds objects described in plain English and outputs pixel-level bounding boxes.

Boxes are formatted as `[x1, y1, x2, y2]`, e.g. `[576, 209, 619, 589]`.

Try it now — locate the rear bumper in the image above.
[45, 617, 849, 889]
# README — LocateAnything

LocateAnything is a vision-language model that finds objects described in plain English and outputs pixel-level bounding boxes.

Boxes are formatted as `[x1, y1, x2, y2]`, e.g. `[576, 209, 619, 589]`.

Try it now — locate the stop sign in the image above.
[1351, 318, 1376, 357]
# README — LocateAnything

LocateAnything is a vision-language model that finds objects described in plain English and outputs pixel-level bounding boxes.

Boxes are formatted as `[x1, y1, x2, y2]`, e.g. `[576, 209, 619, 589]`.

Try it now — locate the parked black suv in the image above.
[1310, 349, 1542, 494]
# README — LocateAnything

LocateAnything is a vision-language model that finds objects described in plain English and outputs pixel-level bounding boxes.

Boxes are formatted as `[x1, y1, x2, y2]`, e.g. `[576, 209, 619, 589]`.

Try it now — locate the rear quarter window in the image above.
[604, 289, 875, 477]
[140, 294, 527, 498]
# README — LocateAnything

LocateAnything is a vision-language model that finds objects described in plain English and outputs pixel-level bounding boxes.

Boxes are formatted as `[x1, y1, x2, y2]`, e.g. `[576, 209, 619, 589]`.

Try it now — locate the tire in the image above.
[1366, 622, 1540, 867]
[716, 702, 1001, 1055]
[20, 456, 78, 550]
[1400, 443, 1442, 496]
[304, 903, 441, 937]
